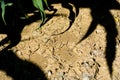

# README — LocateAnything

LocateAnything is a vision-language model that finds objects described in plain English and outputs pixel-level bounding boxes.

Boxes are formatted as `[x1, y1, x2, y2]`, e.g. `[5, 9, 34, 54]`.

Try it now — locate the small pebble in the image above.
[48, 70, 52, 76]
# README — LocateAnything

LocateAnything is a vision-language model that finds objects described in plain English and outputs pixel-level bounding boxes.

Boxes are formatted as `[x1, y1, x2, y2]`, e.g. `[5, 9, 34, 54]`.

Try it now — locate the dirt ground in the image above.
[0, 1, 120, 80]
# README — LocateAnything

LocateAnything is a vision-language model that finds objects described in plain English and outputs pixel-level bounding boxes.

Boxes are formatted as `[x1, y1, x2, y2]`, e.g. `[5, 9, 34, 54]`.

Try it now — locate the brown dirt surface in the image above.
[0, 0, 120, 80]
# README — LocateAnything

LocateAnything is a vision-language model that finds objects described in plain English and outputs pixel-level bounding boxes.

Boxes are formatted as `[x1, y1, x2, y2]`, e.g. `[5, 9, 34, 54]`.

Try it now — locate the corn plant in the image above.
[0, 0, 13, 25]
[0, 0, 49, 27]
[32, 0, 50, 26]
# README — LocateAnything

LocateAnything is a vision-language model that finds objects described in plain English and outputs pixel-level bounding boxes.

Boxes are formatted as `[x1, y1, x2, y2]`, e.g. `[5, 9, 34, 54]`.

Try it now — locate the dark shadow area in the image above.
[48, 0, 120, 78]
[0, 0, 38, 50]
[0, 1, 49, 80]
[0, 0, 56, 50]
[77, 0, 120, 78]
[0, 0, 119, 79]
[56, 1, 76, 34]
[48, 0, 76, 35]
[0, 49, 47, 80]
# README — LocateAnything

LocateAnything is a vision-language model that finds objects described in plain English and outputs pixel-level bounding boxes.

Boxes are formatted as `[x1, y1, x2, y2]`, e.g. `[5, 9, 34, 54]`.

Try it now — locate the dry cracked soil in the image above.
[0, 1, 120, 80]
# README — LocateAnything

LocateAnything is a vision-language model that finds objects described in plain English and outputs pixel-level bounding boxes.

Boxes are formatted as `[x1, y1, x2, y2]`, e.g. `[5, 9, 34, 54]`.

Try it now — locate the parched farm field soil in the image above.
[0, 1, 120, 80]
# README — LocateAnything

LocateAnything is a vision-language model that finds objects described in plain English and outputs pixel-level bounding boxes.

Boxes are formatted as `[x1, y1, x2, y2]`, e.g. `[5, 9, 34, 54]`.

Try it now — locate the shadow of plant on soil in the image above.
[0, 0, 39, 50]
[0, 49, 47, 80]
[0, 0, 56, 50]
[49, 0, 120, 78]
[0, 0, 119, 79]
[0, 1, 49, 80]
[48, 0, 76, 35]
[0, 0, 57, 49]
[78, 0, 120, 78]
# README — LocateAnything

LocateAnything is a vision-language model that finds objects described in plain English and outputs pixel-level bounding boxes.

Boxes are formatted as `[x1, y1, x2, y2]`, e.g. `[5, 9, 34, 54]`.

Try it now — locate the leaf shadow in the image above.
[0, 49, 48, 80]
[0, 1, 49, 79]
[0, 0, 39, 50]
[48, 0, 76, 35]
[49, 0, 120, 78]
[0, 0, 119, 79]
[0, 0, 56, 50]
[77, 0, 120, 78]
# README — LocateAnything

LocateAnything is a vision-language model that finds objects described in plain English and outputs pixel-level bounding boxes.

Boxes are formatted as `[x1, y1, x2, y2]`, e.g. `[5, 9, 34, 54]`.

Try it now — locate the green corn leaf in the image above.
[32, 0, 46, 23]
[1, 0, 6, 25]
[43, 0, 50, 10]
[6, 3, 13, 6]
[32, 0, 50, 27]
[0, 0, 13, 25]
